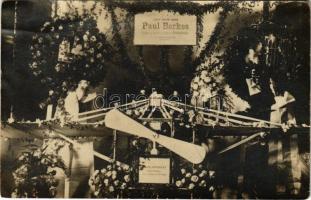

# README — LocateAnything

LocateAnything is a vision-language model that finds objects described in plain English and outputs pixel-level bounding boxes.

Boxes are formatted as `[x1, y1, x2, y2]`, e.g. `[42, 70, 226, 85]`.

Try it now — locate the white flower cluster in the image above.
[88, 164, 132, 198]
[174, 165, 215, 191]
[190, 55, 225, 104]
[71, 31, 105, 67]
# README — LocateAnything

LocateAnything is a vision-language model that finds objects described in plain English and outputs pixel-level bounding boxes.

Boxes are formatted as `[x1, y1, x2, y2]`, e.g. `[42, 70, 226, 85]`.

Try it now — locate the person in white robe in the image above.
[64, 80, 97, 121]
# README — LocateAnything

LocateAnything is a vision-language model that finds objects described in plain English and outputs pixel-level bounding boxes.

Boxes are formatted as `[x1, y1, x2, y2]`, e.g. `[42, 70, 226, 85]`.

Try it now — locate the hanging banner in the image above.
[134, 11, 197, 45]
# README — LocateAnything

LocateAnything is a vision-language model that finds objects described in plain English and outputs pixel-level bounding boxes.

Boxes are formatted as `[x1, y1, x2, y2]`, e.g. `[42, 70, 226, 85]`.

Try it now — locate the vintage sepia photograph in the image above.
[1, 0, 310, 199]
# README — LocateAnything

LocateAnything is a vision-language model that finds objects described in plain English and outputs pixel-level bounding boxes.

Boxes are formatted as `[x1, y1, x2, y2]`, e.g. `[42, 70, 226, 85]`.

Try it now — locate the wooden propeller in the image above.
[105, 109, 206, 164]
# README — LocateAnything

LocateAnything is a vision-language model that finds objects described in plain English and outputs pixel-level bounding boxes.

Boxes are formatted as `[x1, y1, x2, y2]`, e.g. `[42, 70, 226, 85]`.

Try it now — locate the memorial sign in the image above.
[138, 157, 171, 184]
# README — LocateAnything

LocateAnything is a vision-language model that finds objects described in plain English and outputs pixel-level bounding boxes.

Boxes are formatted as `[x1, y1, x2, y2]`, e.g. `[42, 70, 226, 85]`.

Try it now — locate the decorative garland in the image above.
[138, 46, 151, 88]
[110, 1, 226, 16]
[107, 5, 133, 68]
[193, 4, 231, 67]
[105, 4, 146, 94]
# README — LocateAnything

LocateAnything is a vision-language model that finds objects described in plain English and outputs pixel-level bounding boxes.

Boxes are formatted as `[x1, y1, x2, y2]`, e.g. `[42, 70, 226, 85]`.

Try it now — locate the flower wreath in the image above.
[30, 13, 113, 108]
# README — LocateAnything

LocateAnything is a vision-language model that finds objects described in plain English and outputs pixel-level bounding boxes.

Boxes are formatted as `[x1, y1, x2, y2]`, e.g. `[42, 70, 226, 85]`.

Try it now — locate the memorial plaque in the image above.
[134, 11, 197, 45]
[138, 157, 170, 184]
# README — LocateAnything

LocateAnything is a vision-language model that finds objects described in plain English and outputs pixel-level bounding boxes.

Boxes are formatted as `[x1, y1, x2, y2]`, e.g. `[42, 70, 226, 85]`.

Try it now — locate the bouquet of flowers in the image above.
[11, 148, 66, 198]
[88, 164, 133, 198]
[191, 55, 225, 102]
[174, 164, 216, 192]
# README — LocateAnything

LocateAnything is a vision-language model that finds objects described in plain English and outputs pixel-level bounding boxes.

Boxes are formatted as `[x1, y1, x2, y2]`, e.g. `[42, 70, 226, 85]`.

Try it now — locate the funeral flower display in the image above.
[88, 164, 133, 198]
[11, 144, 66, 198]
[29, 10, 113, 109]
[174, 164, 216, 192]
[190, 54, 233, 111]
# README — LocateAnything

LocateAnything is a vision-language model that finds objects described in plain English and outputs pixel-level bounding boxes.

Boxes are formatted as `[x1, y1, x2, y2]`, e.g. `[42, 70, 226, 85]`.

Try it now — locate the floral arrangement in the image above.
[29, 11, 113, 109]
[88, 164, 133, 198]
[190, 54, 233, 111]
[174, 164, 216, 192]
[11, 146, 66, 198]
